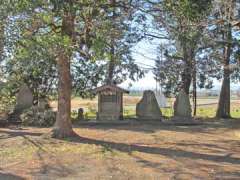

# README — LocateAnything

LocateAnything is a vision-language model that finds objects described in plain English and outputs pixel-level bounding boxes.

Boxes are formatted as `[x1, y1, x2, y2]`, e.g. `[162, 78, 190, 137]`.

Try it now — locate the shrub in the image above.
[21, 106, 56, 127]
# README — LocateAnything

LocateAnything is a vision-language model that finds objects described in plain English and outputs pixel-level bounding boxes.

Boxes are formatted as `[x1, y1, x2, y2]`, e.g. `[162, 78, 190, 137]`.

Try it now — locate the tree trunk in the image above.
[107, 43, 115, 84]
[51, 10, 76, 138]
[0, 18, 5, 61]
[216, 70, 231, 118]
[192, 59, 197, 116]
[182, 43, 192, 95]
[106, 0, 116, 85]
[216, 24, 232, 119]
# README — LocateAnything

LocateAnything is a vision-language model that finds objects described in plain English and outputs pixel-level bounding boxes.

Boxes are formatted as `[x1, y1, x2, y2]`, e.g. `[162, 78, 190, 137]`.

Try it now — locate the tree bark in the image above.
[51, 10, 76, 138]
[216, 69, 231, 118]
[182, 43, 193, 95]
[0, 18, 5, 61]
[106, 0, 116, 85]
[107, 42, 115, 84]
[216, 24, 232, 119]
[192, 59, 197, 116]
[216, 48, 231, 118]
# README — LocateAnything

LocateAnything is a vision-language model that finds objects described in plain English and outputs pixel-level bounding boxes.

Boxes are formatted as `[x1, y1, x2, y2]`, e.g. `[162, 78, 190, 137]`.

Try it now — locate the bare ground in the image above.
[1, 120, 240, 179]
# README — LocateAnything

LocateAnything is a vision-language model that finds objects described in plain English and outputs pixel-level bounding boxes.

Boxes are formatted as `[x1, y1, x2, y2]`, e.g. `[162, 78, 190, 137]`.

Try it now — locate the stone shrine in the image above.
[94, 84, 129, 121]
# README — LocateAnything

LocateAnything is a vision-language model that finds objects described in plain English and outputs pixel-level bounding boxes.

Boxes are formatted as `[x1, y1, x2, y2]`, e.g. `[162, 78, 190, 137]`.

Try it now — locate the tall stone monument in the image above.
[8, 84, 33, 123]
[155, 91, 167, 108]
[173, 90, 192, 118]
[15, 84, 33, 111]
[136, 90, 162, 121]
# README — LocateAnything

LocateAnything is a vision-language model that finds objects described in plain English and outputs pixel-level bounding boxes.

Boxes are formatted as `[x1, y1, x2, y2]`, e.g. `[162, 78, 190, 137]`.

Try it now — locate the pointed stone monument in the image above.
[173, 90, 192, 118]
[136, 90, 162, 121]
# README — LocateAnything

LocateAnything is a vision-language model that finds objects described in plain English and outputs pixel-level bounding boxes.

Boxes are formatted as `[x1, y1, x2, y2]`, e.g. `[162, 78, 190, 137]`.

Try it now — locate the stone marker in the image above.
[173, 90, 192, 118]
[8, 84, 33, 123]
[155, 91, 167, 108]
[15, 84, 33, 111]
[78, 108, 84, 121]
[136, 90, 162, 120]
[38, 98, 49, 112]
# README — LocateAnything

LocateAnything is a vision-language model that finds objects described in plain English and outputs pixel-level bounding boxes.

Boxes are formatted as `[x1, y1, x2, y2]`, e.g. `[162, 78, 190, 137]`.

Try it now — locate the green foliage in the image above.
[0, 82, 16, 114]
[21, 107, 56, 127]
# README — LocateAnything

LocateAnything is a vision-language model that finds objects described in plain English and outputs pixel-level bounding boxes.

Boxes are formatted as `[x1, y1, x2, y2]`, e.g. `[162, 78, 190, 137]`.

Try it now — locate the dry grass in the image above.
[49, 96, 240, 119]
[1, 120, 240, 179]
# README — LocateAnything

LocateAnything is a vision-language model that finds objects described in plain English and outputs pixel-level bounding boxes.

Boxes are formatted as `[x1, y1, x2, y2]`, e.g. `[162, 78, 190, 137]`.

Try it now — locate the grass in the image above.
[64, 95, 240, 120]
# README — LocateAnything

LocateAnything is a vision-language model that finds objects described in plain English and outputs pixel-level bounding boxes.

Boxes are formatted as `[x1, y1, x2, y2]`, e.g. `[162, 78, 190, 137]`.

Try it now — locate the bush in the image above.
[21, 106, 56, 127]
[0, 84, 16, 115]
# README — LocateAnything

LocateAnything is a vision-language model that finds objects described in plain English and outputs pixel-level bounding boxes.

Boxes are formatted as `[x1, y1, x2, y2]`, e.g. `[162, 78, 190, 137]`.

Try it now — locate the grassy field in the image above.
[50, 95, 240, 119]
[1, 120, 240, 179]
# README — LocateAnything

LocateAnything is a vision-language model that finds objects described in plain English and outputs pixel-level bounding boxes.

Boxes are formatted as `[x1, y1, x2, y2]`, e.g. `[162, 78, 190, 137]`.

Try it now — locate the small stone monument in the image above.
[173, 90, 192, 118]
[15, 84, 33, 111]
[38, 98, 49, 112]
[136, 90, 162, 120]
[77, 108, 84, 121]
[155, 91, 167, 108]
[8, 84, 33, 123]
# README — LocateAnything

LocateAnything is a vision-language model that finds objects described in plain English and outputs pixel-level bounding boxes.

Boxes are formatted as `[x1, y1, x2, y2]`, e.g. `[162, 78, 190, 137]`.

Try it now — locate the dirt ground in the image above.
[1, 120, 240, 179]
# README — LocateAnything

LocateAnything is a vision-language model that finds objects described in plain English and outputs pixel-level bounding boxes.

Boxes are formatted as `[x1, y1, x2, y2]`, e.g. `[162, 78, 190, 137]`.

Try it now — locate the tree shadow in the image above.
[74, 123, 216, 135]
[0, 129, 43, 139]
[69, 135, 240, 165]
[0, 172, 25, 180]
[21, 136, 76, 178]
[75, 119, 240, 135]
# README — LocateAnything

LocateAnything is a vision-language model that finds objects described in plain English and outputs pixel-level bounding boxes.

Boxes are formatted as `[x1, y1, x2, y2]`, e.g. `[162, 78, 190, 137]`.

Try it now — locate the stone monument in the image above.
[94, 84, 129, 121]
[15, 84, 33, 111]
[8, 84, 33, 123]
[77, 108, 84, 121]
[155, 91, 167, 108]
[136, 90, 162, 120]
[173, 90, 192, 118]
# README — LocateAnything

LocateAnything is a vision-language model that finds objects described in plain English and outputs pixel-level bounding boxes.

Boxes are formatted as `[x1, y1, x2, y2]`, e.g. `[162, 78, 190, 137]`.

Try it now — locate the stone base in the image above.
[137, 117, 162, 121]
[167, 116, 202, 126]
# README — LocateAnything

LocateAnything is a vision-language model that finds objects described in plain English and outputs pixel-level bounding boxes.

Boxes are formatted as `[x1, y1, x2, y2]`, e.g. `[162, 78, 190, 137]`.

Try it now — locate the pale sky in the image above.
[120, 39, 238, 91]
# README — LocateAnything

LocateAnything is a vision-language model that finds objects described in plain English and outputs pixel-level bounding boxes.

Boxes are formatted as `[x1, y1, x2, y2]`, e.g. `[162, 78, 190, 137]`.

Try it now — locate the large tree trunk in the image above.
[182, 43, 193, 95]
[216, 24, 232, 119]
[51, 10, 76, 138]
[216, 69, 231, 118]
[216, 47, 231, 118]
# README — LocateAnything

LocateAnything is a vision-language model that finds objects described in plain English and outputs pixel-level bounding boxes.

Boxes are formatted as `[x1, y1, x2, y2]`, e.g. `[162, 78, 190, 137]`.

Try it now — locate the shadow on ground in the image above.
[74, 119, 240, 134]
[0, 172, 24, 180]
[66, 135, 240, 165]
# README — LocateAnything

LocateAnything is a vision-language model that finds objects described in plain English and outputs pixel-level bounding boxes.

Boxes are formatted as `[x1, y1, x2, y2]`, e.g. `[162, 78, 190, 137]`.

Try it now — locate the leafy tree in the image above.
[6, 0, 143, 138]
[211, 0, 239, 118]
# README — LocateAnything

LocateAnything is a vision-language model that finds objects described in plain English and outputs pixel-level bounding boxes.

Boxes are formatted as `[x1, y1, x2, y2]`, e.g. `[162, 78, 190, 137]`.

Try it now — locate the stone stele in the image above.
[15, 84, 33, 111]
[174, 90, 192, 118]
[136, 90, 162, 120]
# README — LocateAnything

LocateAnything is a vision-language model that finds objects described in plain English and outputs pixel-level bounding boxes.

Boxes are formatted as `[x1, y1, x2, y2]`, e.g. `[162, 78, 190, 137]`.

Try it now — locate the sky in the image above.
[120, 39, 238, 91]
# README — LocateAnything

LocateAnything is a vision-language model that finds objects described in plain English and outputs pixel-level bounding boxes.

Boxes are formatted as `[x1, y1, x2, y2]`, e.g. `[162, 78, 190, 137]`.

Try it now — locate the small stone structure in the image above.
[174, 90, 192, 118]
[94, 84, 129, 121]
[38, 98, 49, 112]
[15, 84, 33, 111]
[155, 91, 167, 108]
[8, 84, 33, 123]
[136, 90, 162, 120]
[77, 108, 84, 121]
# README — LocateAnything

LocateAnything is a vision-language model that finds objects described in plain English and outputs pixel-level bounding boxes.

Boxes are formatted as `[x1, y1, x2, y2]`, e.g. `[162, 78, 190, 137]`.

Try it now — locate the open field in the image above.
[1, 120, 240, 179]
[50, 95, 240, 118]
